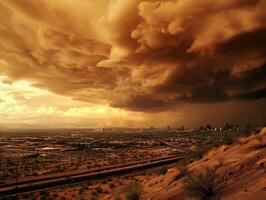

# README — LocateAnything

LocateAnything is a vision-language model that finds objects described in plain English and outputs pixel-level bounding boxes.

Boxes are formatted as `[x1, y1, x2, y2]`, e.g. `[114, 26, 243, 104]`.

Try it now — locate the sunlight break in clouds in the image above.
[0, 76, 153, 128]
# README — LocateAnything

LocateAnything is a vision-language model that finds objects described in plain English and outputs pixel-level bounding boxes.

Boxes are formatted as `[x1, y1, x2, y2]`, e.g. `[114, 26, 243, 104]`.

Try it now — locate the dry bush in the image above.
[109, 182, 115, 189]
[95, 186, 103, 193]
[190, 145, 214, 161]
[125, 181, 142, 200]
[174, 167, 188, 181]
[185, 167, 216, 200]
[157, 165, 168, 175]
[221, 133, 236, 145]
[79, 187, 85, 194]
[114, 194, 122, 200]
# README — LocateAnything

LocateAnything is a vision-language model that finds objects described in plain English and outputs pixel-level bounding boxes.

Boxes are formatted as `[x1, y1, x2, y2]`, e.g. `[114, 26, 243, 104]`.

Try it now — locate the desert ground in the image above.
[10, 127, 266, 200]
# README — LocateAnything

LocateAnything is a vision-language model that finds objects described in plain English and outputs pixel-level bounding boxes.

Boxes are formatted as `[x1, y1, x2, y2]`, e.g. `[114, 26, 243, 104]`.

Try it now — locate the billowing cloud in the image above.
[0, 0, 265, 113]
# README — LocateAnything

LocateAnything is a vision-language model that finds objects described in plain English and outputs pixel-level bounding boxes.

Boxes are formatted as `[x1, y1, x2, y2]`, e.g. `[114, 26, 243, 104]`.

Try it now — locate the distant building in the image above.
[206, 124, 212, 131]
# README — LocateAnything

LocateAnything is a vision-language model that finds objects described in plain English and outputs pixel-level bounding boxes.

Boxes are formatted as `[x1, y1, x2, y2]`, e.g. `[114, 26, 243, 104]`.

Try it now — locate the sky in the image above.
[0, 0, 265, 129]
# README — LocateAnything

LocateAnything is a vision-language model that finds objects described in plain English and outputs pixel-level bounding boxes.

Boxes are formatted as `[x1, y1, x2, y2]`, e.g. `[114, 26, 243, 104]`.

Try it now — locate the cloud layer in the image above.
[0, 0, 265, 112]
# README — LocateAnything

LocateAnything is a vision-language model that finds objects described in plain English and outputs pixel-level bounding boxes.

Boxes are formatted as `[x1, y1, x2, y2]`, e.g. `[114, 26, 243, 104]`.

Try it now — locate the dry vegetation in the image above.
[185, 167, 216, 200]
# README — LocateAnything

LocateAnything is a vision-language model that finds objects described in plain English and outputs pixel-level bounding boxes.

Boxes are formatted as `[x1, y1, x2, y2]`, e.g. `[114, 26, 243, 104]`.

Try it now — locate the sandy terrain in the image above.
[17, 127, 266, 200]
[144, 127, 266, 200]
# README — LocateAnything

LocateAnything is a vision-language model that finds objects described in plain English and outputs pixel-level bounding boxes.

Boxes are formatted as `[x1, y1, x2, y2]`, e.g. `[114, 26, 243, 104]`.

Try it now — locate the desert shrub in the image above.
[254, 143, 266, 149]
[125, 181, 142, 200]
[86, 181, 92, 186]
[220, 132, 242, 146]
[53, 193, 58, 198]
[95, 186, 103, 193]
[109, 182, 115, 188]
[40, 196, 46, 200]
[221, 133, 235, 145]
[114, 194, 121, 200]
[91, 190, 98, 196]
[139, 171, 147, 176]
[185, 167, 216, 200]
[40, 191, 47, 197]
[252, 135, 266, 149]
[190, 145, 214, 161]
[79, 188, 85, 194]
[157, 165, 168, 175]
[91, 196, 97, 200]
[22, 194, 31, 199]
[174, 167, 187, 181]
[32, 171, 39, 176]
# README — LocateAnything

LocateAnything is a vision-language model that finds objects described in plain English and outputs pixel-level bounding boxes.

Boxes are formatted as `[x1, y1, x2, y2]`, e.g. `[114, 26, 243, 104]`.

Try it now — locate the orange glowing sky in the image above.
[0, 0, 265, 129]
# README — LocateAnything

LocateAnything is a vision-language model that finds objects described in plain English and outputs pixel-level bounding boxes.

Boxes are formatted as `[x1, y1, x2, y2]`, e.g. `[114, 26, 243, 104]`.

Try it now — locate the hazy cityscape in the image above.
[0, 124, 241, 180]
[1, 121, 264, 199]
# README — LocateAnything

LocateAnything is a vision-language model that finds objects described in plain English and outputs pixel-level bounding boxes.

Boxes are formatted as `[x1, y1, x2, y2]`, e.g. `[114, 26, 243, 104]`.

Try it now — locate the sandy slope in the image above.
[143, 128, 266, 200]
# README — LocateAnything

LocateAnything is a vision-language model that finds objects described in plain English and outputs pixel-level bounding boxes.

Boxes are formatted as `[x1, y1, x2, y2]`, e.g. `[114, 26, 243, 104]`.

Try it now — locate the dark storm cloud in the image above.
[0, 0, 265, 112]
[237, 88, 266, 100]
